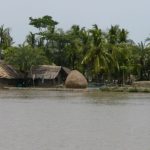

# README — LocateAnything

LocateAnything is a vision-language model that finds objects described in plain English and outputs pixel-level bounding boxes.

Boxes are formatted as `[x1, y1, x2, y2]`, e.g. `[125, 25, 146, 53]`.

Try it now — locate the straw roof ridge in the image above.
[29, 65, 66, 80]
[0, 63, 19, 79]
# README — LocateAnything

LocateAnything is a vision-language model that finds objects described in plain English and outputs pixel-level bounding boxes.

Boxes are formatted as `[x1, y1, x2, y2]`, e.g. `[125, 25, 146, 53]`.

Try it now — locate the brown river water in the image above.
[0, 89, 150, 150]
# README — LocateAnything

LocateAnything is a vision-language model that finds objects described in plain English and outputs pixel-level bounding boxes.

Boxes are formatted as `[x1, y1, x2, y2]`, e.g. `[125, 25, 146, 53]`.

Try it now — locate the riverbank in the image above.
[100, 81, 150, 93]
[100, 86, 150, 93]
[2, 84, 150, 93]
[3, 86, 89, 92]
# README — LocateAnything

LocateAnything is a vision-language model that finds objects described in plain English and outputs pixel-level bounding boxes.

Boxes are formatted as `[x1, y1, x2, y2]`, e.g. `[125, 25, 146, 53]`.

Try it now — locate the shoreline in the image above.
[2, 86, 89, 92]
[100, 86, 150, 93]
[1, 86, 150, 93]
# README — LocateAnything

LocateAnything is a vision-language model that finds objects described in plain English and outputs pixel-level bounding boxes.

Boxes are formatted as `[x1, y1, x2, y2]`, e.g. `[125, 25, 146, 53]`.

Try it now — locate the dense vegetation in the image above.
[1, 16, 150, 84]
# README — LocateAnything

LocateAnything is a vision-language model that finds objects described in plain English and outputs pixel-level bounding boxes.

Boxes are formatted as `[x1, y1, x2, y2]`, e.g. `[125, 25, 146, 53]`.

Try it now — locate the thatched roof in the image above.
[62, 67, 71, 75]
[0, 63, 19, 79]
[28, 65, 70, 80]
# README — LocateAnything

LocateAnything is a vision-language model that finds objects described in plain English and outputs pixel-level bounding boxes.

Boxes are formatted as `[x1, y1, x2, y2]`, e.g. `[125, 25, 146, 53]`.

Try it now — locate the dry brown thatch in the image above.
[0, 63, 19, 79]
[65, 70, 88, 88]
[28, 65, 70, 80]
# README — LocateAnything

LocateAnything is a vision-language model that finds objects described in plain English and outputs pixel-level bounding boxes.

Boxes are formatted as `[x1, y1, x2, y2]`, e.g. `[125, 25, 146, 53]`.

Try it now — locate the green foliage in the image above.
[82, 25, 111, 75]
[28, 16, 61, 63]
[128, 87, 138, 92]
[4, 45, 49, 74]
[2, 15, 150, 84]
[64, 25, 83, 69]
[25, 32, 37, 48]
[29, 15, 58, 32]
[0, 25, 13, 48]
[129, 41, 150, 80]
[0, 25, 13, 59]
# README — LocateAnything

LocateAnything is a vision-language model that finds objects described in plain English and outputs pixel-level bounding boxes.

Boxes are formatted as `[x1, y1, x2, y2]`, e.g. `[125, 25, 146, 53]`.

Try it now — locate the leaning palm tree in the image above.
[82, 24, 111, 75]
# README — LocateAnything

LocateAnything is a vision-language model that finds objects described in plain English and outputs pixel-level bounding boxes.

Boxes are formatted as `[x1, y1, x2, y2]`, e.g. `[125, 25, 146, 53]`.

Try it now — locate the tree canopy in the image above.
[2, 15, 150, 83]
[4, 45, 48, 77]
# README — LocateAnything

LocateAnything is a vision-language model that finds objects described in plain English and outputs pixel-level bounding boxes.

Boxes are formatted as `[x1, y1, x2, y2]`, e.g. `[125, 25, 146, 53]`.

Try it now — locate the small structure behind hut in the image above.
[0, 63, 19, 87]
[28, 65, 70, 87]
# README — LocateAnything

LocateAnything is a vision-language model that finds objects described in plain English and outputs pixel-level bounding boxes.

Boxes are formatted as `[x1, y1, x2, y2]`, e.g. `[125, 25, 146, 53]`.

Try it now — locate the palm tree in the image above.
[106, 25, 130, 83]
[0, 25, 13, 59]
[107, 25, 120, 45]
[118, 28, 128, 43]
[79, 27, 91, 73]
[135, 41, 150, 80]
[113, 43, 131, 84]
[65, 25, 83, 70]
[82, 24, 111, 76]
[25, 32, 37, 48]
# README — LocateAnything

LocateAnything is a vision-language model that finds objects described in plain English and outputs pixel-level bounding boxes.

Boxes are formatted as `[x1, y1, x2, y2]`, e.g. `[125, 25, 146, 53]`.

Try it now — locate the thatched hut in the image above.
[0, 63, 19, 87]
[28, 65, 70, 87]
[65, 70, 88, 88]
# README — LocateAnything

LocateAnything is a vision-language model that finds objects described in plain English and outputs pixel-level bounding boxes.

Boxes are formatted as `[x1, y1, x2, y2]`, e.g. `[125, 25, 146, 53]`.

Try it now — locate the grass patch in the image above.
[128, 87, 138, 92]
[142, 88, 150, 93]
[100, 86, 150, 93]
[100, 86, 125, 92]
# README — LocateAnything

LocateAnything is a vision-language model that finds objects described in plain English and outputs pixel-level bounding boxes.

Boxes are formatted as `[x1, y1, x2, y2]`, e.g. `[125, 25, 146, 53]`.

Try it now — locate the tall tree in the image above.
[134, 41, 150, 80]
[106, 25, 130, 83]
[4, 45, 49, 77]
[82, 25, 111, 76]
[0, 25, 13, 59]
[29, 15, 58, 32]
[65, 25, 83, 70]
[25, 32, 37, 48]
[29, 16, 59, 63]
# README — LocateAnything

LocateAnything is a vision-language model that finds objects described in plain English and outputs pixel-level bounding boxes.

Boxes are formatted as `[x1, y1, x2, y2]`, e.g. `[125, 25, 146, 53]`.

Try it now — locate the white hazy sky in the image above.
[0, 0, 149, 44]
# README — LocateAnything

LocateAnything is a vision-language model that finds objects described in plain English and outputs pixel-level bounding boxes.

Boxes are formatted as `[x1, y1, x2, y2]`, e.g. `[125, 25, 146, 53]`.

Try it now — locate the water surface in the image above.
[0, 89, 150, 150]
